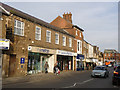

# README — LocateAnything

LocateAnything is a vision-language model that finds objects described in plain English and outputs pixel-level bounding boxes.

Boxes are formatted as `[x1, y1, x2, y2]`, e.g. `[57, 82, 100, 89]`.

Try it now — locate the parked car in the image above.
[112, 66, 120, 85]
[91, 66, 109, 78]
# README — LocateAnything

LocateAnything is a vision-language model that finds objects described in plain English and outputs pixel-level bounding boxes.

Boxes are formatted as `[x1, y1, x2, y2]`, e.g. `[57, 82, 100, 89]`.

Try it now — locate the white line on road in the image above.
[63, 78, 94, 88]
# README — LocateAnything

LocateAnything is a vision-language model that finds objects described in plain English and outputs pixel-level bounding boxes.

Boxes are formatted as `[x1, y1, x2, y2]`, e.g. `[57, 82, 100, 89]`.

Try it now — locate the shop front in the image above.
[27, 46, 55, 74]
[56, 50, 76, 71]
[76, 54, 84, 71]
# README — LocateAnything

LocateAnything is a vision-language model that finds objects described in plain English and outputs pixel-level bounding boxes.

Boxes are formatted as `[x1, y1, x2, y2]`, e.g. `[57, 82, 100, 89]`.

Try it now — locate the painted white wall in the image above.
[88, 44, 93, 58]
[48, 55, 54, 73]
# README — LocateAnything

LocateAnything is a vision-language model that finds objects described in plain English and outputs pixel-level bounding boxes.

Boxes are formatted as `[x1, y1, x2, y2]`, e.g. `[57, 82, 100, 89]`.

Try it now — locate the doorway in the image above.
[9, 54, 16, 77]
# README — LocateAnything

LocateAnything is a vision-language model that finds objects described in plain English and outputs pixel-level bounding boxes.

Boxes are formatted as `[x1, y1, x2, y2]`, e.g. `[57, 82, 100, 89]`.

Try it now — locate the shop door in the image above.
[9, 54, 16, 77]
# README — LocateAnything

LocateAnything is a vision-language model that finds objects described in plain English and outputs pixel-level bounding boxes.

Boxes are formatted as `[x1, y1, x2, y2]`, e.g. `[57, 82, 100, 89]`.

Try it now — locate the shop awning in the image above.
[86, 59, 93, 62]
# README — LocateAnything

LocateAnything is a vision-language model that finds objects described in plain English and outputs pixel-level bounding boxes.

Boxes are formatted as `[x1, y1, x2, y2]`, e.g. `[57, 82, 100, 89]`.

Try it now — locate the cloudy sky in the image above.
[3, 2, 118, 52]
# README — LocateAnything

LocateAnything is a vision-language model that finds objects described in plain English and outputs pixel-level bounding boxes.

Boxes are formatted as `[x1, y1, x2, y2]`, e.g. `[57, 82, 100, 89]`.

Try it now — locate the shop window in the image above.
[55, 33, 59, 44]
[69, 38, 72, 47]
[35, 26, 41, 40]
[14, 19, 24, 36]
[46, 30, 51, 43]
[63, 36, 66, 46]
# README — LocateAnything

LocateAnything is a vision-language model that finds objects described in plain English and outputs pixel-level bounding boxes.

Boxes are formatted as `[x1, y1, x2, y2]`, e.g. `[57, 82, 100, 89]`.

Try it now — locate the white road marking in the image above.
[63, 78, 94, 88]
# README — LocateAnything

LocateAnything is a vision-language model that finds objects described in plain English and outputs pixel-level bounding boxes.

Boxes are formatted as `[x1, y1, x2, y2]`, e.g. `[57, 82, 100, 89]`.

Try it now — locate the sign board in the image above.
[28, 46, 55, 54]
[20, 58, 25, 64]
[56, 50, 75, 56]
[0, 39, 10, 50]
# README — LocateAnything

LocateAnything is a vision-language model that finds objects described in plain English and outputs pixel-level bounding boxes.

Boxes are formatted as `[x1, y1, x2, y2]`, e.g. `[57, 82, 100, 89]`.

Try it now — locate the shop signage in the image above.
[77, 54, 84, 60]
[20, 58, 25, 64]
[57, 50, 75, 56]
[28, 46, 55, 54]
[0, 39, 10, 50]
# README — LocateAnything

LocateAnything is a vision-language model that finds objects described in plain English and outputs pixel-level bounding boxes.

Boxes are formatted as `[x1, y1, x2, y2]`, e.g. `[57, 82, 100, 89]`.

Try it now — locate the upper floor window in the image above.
[63, 36, 66, 46]
[46, 30, 51, 43]
[69, 38, 72, 47]
[80, 32, 81, 37]
[77, 42, 80, 51]
[76, 29, 78, 36]
[14, 19, 24, 36]
[55, 33, 59, 44]
[35, 26, 41, 40]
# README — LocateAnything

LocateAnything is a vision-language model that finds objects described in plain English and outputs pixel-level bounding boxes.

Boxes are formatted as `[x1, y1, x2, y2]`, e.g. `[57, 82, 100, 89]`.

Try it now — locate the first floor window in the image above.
[14, 19, 24, 36]
[46, 30, 51, 43]
[69, 38, 72, 47]
[63, 36, 66, 46]
[77, 42, 80, 51]
[35, 26, 41, 40]
[55, 33, 59, 44]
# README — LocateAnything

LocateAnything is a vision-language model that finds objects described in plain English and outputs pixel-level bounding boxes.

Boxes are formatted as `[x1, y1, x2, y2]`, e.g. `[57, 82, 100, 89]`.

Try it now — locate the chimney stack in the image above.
[63, 12, 72, 23]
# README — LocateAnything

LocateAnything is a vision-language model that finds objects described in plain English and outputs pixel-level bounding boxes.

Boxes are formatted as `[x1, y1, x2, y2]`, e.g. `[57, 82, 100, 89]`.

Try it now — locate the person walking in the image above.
[44, 61, 49, 74]
[54, 63, 60, 75]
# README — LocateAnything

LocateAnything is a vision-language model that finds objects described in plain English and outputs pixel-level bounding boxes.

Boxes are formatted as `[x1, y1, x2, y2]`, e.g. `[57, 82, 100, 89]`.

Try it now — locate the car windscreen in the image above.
[94, 67, 105, 70]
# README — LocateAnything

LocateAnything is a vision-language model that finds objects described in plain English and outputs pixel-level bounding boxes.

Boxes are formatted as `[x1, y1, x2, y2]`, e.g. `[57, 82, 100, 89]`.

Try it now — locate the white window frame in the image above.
[69, 38, 72, 47]
[63, 36, 66, 46]
[55, 33, 59, 44]
[46, 30, 51, 43]
[76, 29, 78, 36]
[80, 32, 81, 37]
[14, 19, 24, 36]
[35, 26, 41, 40]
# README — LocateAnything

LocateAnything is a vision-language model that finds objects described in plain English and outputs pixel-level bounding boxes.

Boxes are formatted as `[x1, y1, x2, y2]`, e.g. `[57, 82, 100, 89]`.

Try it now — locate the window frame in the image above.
[46, 30, 51, 43]
[63, 36, 66, 46]
[55, 33, 59, 44]
[69, 38, 72, 47]
[14, 19, 24, 36]
[76, 29, 78, 36]
[35, 26, 41, 40]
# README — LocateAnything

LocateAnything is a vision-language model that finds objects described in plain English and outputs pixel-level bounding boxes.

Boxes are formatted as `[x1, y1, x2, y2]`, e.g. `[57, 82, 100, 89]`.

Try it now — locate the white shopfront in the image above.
[28, 46, 56, 74]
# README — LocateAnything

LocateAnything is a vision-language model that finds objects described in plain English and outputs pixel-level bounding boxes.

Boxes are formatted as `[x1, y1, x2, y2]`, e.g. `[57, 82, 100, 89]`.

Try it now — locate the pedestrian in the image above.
[54, 63, 60, 75]
[44, 61, 49, 74]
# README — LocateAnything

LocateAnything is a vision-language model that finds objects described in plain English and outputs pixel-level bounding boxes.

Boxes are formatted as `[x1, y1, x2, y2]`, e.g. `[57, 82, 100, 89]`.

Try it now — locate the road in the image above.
[2, 67, 120, 88]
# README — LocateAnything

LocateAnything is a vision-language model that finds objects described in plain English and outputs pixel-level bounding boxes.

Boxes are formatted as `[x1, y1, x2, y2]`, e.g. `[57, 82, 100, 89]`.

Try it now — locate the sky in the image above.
[3, 2, 118, 52]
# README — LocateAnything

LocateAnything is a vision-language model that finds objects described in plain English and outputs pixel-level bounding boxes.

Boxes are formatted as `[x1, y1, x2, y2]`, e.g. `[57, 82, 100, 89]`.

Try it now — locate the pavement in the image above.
[2, 70, 90, 85]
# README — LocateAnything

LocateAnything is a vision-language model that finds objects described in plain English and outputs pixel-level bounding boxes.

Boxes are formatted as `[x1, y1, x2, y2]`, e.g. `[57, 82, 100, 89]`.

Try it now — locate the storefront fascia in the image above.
[56, 50, 77, 71]
[76, 54, 84, 70]
[28, 46, 56, 74]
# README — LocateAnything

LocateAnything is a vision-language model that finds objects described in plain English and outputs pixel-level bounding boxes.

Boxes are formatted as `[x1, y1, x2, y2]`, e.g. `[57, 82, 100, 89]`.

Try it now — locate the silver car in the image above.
[91, 66, 109, 78]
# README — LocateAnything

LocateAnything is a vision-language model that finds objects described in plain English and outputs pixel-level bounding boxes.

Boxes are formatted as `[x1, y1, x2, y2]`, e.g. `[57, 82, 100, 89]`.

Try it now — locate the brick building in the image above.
[50, 12, 84, 70]
[0, 3, 77, 77]
[104, 49, 119, 62]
